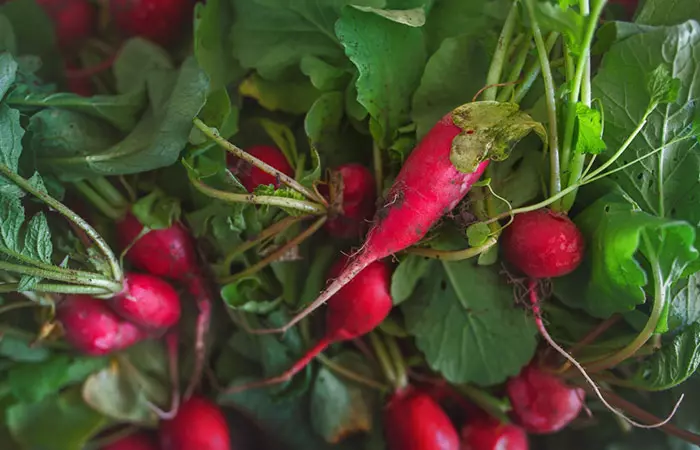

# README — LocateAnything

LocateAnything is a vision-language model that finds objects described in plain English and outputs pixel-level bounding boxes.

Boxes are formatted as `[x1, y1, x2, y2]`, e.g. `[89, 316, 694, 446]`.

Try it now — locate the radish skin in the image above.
[460, 416, 528, 450]
[260, 112, 489, 334]
[158, 396, 231, 450]
[228, 145, 294, 192]
[324, 163, 377, 239]
[110, 273, 181, 330]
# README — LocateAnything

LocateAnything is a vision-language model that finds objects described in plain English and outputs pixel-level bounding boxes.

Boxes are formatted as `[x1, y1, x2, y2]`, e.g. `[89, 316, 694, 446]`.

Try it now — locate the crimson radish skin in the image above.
[269, 112, 489, 333]
[325, 163, 377, 239]
[159, 396, 231, 450]
[110, 0, 193, 47]
[384, 387, 460, 450]
[36, 0, 95, 50]
[227, 145, 294, 192]
[460, 417, 528, 450]
[110, 273, 181, 330]
[501, 209, 584, 279]
[506, 365, 585, 434]
[57, 295, 146, 356]
[102, 432, 159, 450]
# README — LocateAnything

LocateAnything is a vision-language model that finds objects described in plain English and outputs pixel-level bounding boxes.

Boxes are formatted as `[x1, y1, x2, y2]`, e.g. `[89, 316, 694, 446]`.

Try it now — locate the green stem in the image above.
[372, 142, 383, 198]
[190, 177, 326, 215]
[523, 0, 561, 198]
[0, 243, 111, 282]
[585, 233, 665, 373]
[384, 335, 408, 389]
[192, 118, 326, 205]
[369, 332, 397, 386]
[0, 282, 113, 295]
[496, 38, 532, 102]
[74, 181, 123, 220]
[484, 1, 520, 101]
[0, 300, 41, 316]
[317, 354, 389, 391]
[88, 177, 128, 210]
[406, 237, 498, 261]
[0, 163, 123, 284]
[220, 216, 326, 284]
[0, 261, 121, 292]
[513, 32, 559, 103]
[455, 384, 511, 423]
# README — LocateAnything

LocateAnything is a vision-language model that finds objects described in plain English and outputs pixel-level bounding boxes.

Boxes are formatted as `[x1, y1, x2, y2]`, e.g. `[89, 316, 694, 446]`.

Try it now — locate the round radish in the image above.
[384, 387, 460, 450]
[460, 416, 528, 450]
[506, 365, 585, 434]
[57, 295, 146, 356]
[159, 396, 231, 450]
[325, 163, 377, 239]
[501, 209, 584, 279]
[227, 145, 294, 192]
[110, 273, 181, 330]
[102, 432, 158, 450]
[36, 0, 96, 51]
[110, 0, 193, 47]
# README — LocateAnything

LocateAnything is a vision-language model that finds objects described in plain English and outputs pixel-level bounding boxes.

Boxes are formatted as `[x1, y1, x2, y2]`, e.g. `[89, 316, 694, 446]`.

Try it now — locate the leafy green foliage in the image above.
[574, 103, 606, 155]
[636, 0, 700, 26]
[221, 276, 283, 314]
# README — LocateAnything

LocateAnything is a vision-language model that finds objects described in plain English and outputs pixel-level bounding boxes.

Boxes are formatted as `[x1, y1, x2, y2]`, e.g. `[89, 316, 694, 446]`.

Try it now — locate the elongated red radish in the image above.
[506, 364, 584, 434]
[460, 416, 528, 450]
[225, 255, 393, 393]
[36, 0, 96, 51]
[501, 209, 584, 279]
[102, 432, 158, 450]
[159, 396, 231, 450]
[110, 273, 181, 330]
[110, 0, 192, 47]
[384, 386, 460, 450]
[117, 212, 212, 398]
[228, 145, 294, 192]
[57, 295, 146, 356]
[325, 163, 377, 239]
[257, 112, 489, 334]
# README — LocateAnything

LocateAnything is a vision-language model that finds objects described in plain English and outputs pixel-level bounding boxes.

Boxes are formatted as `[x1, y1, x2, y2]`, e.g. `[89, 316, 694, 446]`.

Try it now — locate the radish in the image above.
[501, 209, 584, 279]
[460, 416, 528, 450]
[324, 163, 377, 239]
[102, 432, 158, 450]
[110, 0, 193, 47]
[158, 396, 231, 450]
[227, 145, 295, 192]
[57, 294, 146, 356]
[384, 387, 460, 450]
[109, 272, 181, 331]
[225, 254, 393, 392]
[117, 212, 211, 397]
[258, 111, 490, 333]
[506, 364, 584, 434]
[36, 0, 96, 51]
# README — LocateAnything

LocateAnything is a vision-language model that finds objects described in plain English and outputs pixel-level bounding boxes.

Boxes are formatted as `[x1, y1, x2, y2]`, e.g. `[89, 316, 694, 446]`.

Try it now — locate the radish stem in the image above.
[74, 180, 124, 220]
[513, 32, 559, 103]
[369, 332, 397, 386]
[406, 237, 497, 261]
[483, 1, 519, 101]
[317, 353, 389, 391]
[497, 37, 533, 102]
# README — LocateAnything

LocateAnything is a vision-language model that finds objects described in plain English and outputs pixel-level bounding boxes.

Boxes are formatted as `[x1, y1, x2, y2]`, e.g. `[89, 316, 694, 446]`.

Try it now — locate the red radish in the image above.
[159, 396, 231, 450]
[228, 145, 294, 192]
[225, 255, 393, 392]
[36, 0, 96, 51]
[506, 364, 585, 434]
[501, 209, 584, 279]
[102, 432, 158, 450]
[110, 0, 192, 47]
[460, 417, 528, 450]
[110, 273, 181, 330]
[258, 111, 489, 334]
[57, 294, 146, 356]
[384, 387, 460, 450]
[117, 212, 211, 397]
[324, 163, 377, 239]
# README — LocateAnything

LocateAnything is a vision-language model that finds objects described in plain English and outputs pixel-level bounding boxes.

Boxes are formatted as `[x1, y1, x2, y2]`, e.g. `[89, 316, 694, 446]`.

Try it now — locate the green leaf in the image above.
[466, 222, 491, 247]
[239, 73, 321, 115]
[6, 388, 106, 450]
[635, 0, 700, 26]
[534, 2, 585, 54]
[592, 22, 700, 249]
[336, 6, 427, 148]
[0, 104, 23, 182]
[628, 322, 700, 390]
[489, 144, 542, 214]
[221, 276, 283, 314]
[411, 34, 489, 140]
[305, 91, 344, 155]
[557, 190, 698, 318]
[310, 352, 378, 443]
[0, 52, 17, 99]
[300, 56, 350, 91]
[131, 189, 181, 230]
[423, 0, 492, 53]
[0, 15, 17, 54]
[391, 254, 432, 305]
[22, 212, 52, 264]
[669, 272, 700, 331]
[574, 103, 606, 155]
[646, 64, 681, 108]
[0, 195, 23, 253]
[352, 5, 427, 26]
[256, 118, 299, 166]
[113, 38, 173, 94]
[8, 355, 71, 403]
[0, 335, 49, 362]
[401, 259, 538, 385]
[450, 102, 547, 172]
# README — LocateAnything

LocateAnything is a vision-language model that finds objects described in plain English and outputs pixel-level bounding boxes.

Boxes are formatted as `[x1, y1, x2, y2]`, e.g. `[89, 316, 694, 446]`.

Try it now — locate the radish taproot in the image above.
[102, 432, 159, 450]
[159, 396, 231, 450]
[501, 209, 584, 279]
[36, 0, 96, 51]
[384, 387, 460, 450]
[57, 294, 146, 356]
[227, 145, 295, 192]
[506, 364, 585, 434]
[258, 111, 490, 334]
[110, 272, 181, 331]
[117, 212, 212, 397]
[225, 254, 393, 392]
[460, 416, 528, 450]
[110, 0, 193, 47]
[325, 163, 377, 239]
